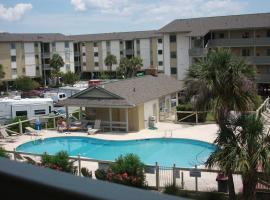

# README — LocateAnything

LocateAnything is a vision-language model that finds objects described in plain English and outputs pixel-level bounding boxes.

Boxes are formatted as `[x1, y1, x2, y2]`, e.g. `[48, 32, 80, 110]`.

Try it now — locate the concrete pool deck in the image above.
[0, 122, 243, 193]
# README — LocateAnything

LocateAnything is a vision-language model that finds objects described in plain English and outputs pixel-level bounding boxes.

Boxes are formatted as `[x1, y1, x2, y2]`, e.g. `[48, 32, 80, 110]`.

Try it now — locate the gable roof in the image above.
[159, 13, 270, 36]
[0, 33, 71, 42]
[70, 30, 161, 42]
[60, 74, 183, 108]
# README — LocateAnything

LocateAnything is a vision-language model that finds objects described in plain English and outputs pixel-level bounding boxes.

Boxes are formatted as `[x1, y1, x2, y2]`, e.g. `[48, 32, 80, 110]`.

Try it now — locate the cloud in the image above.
[70, 0, 247, 24]
[0, 3, 32, 21]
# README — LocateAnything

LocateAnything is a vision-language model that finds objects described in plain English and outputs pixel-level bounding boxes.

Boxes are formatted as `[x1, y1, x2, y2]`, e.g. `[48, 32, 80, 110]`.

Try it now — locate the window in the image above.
[136, 40, 140, 45]
[52, 42, 56, 47]
[137, 50, 140, 55]
[94, 52, 98, 57]
[267, 30, 270, 37]
[81, 43, 85, 46]
[11, 56, 16, 62]
[120, 50, 123, 55]
[94, 62, 99, 67]
[16, 111, 27, 116]
[35, 54, 39, 59]
[12, 69, 17, 75]
[242, 49, 250, 56]
[158, 61, 163, 66]
[34, 43, 38, 47]
[83, 62, 86, 66]
[34, 109, 46, 115]
[158, 50, 163, 55]
[82, 52, 86, 56]
[93, 42, 98, 47]
[219, 33, 225, 38]
[22, 68, 25, 73]
[36, 66, 39, 70]
[169, 35, 176, 43]
[49, 106, 52, 113]
[171, 67, 177, 75]
[170, 51, 177, 59]
[158, 38, 162, 43]
[242, 32, 250, 38]
[65, 41, 69, 48]
[106, 41, 110, 46]
[10, 43, 16, 49]
[120, 41, 123, 45]
[267, 49, 270, 56]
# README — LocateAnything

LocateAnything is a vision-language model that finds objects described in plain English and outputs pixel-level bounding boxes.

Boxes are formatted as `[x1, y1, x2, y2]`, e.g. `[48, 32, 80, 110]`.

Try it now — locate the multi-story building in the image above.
[0, 33, 75, 83]
[70, 30, 164, 77]
[159, 13, 270, 94]
[0, 13, 270, 94]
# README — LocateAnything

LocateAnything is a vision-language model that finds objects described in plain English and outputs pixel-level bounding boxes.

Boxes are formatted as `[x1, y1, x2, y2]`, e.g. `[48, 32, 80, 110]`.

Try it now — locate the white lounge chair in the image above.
[25, 127, 40, 136]
[87, 119, 101, 135]
[0, 126, 18, 138]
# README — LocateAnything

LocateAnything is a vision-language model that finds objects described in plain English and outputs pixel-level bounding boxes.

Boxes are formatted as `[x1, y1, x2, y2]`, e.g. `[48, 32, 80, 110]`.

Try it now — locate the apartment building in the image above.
[0, 33, 75, 82]
[70, 30, 164, 76]
[159, 13, 270, 94]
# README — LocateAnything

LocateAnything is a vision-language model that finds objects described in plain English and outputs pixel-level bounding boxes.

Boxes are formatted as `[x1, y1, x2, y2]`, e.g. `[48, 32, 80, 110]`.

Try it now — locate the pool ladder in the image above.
[163, 130, 173, 138]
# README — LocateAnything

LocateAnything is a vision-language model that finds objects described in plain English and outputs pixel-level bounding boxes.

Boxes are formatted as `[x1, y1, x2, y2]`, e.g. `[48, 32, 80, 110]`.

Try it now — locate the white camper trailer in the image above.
[44, 92, 67, 103]
[0, 97, 53, 121]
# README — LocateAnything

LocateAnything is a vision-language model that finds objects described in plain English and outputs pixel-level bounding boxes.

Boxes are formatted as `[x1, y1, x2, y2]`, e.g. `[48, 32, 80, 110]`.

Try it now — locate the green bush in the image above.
[164, 184, 180, 195]
[8, 116, 32, 134]
[176, 104, 207, 123]
[95, 154, 146, 188]
[62, 71, 80, 85]
[0, 147, 9, 158]
[41, 151, 77, 174]
[14, 76, 40, 91]
[81, 167, 92, 178]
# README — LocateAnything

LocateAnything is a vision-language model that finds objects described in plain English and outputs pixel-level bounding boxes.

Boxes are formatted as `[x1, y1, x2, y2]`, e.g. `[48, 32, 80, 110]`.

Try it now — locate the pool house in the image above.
[60, 74, 183, 132]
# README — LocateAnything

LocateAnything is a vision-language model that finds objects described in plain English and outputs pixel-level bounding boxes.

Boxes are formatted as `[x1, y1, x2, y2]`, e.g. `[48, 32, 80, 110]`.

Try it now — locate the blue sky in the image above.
[0, 0, 270, 34]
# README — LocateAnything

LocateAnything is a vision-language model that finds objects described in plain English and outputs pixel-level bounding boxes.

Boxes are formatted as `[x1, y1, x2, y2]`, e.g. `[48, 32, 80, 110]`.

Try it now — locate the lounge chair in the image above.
[14, 153, 40, 165]
[87, 119, 101, 135]
[0, 126, 19, 138]
[25, 127, 40, 136]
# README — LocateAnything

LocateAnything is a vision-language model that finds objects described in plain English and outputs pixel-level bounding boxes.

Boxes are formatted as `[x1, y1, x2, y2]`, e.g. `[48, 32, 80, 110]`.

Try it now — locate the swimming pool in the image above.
[16, 137, 215, 167]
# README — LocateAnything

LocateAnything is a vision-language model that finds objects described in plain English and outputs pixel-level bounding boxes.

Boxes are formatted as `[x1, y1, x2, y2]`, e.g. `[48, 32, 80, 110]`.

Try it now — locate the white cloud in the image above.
[70, 0, 247, 24]
[0, 3, 32, 21]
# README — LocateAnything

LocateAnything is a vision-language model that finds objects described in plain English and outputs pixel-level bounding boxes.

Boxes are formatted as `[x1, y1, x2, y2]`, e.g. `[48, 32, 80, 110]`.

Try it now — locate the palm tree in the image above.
[117, 57, 143, 79]
[49, 53, 64, 85]
[129, 57, 143, 77]
[186, 48, 257, 199]
[206, 115, 270, 200]
[104, 54, 117, 79]
[0, 64, 6, 85]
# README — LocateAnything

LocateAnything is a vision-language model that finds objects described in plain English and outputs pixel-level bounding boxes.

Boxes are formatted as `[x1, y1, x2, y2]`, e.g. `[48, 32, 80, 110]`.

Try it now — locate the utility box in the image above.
[148, 116, 156, 129]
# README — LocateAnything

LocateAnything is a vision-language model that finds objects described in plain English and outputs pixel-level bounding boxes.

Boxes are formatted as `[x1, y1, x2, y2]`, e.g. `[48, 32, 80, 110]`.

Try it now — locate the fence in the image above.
[176, 111, 208, 124]
[256, 96, 270, 119]
[3, 149, 245, 193]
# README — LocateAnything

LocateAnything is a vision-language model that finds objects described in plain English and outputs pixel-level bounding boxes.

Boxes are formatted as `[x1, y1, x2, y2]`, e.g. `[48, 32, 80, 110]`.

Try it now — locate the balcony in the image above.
[43, 64, 52, 70]
[189, 48, 208, 57]
[74, 52, 80, 57]
[125, 49, 134, 55]
[244, 56, 270, 65]
[207, 37, 270, 47]
[256, 74, 270, 83]
[74, 61, 81, 67]
[41, 52, 50, 58]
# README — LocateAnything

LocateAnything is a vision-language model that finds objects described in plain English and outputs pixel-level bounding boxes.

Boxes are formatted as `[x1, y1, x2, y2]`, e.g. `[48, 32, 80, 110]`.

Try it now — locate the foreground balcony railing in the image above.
[0, 158, 185, 200]
[189, 48, 208, 57]
[244, 56, 270, 65]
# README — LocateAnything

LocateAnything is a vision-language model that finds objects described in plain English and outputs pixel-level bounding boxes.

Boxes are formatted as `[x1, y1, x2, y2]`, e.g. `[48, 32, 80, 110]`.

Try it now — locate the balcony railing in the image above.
[125, 49, 134, 55]
[207, 37, 270, 47]
[0, 158, 185, 200]
[256, 74, 270, 83]
[41, 52, 50, 58]
[74, 52, 80, 57]
[189, 48, 208, 57]
[43, 64, 52, 70]
[74, 61, 81, 67]
[244, 56, 270, 65]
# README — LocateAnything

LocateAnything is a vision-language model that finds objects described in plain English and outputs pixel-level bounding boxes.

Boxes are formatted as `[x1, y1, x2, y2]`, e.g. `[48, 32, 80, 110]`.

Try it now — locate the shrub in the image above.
[94, 154, 146, 188]
[81, 167, 92, 178]
[14, 76, 40, 91]
[95, 169, 107, 180]
[0, 147, 9, 158]
[41, 151, 77, 174]
[62, 71, 80, 85]
[176, 104, 193, 111]
[164, 184, 180, 195]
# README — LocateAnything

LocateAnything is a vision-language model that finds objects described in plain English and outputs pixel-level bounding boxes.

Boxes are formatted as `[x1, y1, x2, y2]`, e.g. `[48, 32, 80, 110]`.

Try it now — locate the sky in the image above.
[0, 0, 270, 34]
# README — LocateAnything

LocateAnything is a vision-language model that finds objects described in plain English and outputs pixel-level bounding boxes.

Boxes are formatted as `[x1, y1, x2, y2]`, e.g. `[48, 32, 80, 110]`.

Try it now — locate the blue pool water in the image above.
[16, 137, 215, 167]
